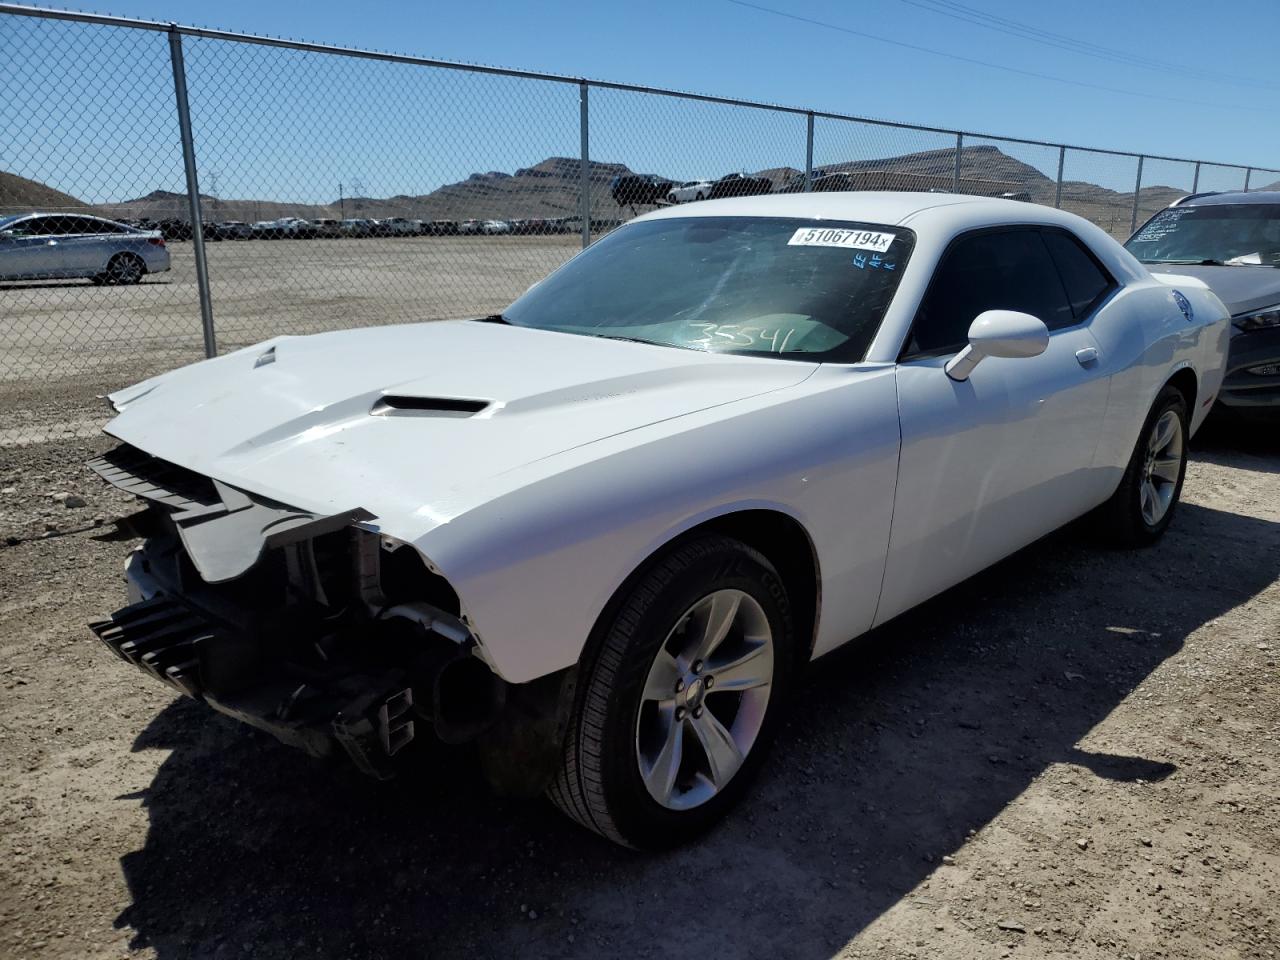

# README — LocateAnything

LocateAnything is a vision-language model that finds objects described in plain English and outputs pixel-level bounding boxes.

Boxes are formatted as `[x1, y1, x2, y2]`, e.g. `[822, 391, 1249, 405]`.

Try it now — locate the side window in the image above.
[1041, 230, 1115, 319]
[57, 215, 113, 235]
[907, 230, 1074, 356]
[8, 217, 51, 237]
[41, 216, 76, 236]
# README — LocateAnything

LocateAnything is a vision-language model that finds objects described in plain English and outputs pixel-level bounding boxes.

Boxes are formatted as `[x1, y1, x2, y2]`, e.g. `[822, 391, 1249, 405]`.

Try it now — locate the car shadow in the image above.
[0, 278, 172, 289]
[111, 498, 1280, 959]
[1192, 414, 1280, 471]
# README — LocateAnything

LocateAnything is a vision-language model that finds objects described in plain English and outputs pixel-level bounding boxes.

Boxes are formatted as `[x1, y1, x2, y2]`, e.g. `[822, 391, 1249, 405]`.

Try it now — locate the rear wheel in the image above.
[548, 535, 794, 849]
[101, 253, 144, 285]
[1097, 384, 1189, 546]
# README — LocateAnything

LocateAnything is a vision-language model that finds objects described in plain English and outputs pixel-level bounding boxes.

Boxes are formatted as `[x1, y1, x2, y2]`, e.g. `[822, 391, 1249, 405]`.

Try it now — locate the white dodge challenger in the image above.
[89, 192, 1229, 848]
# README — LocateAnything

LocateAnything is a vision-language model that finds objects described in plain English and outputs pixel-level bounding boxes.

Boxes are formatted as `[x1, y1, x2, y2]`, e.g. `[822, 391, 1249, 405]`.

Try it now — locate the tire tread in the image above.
[547, 534, 780, 847]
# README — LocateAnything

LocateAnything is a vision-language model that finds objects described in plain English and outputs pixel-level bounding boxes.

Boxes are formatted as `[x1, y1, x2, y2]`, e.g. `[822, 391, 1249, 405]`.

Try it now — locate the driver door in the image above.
[875, 226, 1115, 625]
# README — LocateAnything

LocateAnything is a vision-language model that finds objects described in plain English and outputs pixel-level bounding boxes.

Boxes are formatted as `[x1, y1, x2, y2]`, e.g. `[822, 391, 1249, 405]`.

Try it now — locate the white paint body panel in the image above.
[104, 192, 1230, 683]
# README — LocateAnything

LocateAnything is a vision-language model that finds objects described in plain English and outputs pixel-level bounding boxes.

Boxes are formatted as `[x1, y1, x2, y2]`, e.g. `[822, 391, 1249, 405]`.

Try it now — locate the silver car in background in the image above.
[0, 212, 170, 284]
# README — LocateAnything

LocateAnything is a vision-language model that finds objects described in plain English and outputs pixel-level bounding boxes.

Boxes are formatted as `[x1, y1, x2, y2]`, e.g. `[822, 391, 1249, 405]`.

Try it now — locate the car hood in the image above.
[1145, 263, 1280, 317]
[104, 320, 817, 528]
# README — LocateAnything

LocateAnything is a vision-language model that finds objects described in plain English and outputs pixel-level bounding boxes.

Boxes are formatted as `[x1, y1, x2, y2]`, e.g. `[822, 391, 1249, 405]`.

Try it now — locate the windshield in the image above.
[1126, 203, 1280, 266]
[502, 216, 915, 361]
[0, 215, 20, 231]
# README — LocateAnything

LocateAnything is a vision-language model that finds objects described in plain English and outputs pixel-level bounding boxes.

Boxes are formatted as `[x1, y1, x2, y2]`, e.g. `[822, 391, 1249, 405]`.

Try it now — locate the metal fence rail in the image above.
[1, 2, 1277, 447]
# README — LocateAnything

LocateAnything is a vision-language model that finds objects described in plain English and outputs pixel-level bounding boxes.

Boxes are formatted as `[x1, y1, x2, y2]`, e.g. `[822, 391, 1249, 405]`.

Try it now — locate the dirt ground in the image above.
[0, 413, 1277, 960]
[0, 236, 581, 444]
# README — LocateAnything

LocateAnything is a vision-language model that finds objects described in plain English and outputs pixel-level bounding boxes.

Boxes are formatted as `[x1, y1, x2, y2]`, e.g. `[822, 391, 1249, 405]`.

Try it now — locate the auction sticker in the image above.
[788, 227, 896, 252]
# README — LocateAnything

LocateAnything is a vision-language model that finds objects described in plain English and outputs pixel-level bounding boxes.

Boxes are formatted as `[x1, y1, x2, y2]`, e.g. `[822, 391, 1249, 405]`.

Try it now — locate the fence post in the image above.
[1191, 161, 1201, 193]
[579, 81, 590, 249]
[1054, 146, 1065, 209]
[167, 26, 216, 359]
[804, 112, 814, 193]
[1129, 155, 1144, 236]
[1244, 167, 1252, 192]
[953, 133, 962, 192]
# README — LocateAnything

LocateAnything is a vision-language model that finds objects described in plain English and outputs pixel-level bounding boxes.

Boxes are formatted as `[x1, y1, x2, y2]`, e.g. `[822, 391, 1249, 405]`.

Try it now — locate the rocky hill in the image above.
[0, 171, 89, 216]
[1, 146, 1219, 231]
[95, 190, 337, 223]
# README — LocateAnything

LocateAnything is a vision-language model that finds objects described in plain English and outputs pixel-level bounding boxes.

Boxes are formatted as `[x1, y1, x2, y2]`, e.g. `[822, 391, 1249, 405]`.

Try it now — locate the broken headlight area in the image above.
[86, 443, 506, 779]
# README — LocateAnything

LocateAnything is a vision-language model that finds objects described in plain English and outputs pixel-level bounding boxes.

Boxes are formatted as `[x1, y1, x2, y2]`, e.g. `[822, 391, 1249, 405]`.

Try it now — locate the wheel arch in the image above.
[586, 507, 822, 669]
[1165, 364, 1198, 416]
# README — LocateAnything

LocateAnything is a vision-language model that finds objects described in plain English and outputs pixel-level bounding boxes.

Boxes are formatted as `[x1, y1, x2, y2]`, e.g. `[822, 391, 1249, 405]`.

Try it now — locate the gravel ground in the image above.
[1, 416, 1278, 960]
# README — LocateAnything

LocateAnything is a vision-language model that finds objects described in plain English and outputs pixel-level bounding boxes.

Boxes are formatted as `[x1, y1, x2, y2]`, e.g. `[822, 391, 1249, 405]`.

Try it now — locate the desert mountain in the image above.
[0, 171, 89, 216]
[4, 146, 1205, 230]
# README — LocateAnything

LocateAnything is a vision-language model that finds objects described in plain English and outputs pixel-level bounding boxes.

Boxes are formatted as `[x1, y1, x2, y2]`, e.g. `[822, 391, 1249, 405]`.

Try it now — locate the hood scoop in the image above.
[372, 395, 490, 418]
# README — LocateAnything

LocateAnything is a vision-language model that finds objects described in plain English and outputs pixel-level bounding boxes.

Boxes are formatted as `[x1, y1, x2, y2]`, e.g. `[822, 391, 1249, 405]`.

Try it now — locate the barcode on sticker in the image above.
[787, 227, 896, 252]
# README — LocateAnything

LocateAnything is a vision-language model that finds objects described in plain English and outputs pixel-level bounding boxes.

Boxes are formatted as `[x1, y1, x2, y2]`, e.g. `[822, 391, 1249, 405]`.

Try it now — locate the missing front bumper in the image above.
[89, 595, 421, 778]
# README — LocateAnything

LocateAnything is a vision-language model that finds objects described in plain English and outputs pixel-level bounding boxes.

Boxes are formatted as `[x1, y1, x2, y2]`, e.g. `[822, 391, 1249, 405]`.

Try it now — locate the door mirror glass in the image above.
[945, 309, 1049, 381]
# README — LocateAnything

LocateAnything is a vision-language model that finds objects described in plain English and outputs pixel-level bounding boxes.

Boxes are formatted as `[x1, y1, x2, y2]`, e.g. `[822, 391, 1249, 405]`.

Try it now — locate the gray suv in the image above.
[0, 212, 171, 284]
[1126, 191, 1280, 422]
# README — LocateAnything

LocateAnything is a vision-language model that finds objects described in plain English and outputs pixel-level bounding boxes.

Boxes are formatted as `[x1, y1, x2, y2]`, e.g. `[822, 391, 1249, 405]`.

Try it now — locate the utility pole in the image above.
[339, 182, 344, 220]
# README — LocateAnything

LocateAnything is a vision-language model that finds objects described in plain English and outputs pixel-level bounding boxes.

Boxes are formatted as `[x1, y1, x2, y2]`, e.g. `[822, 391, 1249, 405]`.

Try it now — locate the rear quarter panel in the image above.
[1090, 278, 1229, 479]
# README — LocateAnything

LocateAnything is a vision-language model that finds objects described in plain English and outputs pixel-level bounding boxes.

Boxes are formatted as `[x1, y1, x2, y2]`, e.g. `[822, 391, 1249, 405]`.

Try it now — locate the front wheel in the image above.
[1096, 383, 1189, 546]
[548, 535, 795, 849]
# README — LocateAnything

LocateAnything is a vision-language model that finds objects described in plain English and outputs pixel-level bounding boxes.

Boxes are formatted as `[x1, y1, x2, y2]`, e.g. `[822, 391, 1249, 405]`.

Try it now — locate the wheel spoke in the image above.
[691, 591, 741, 663]
[1140, 480, 1158, 524]
[640, 707, 683, 805]
[641, 647, 681, 703]
[707, 641, 772, 693]
[1151, 455, 1181, 484]
[690, 709, 744, 789]
[1151, 414, 1176, 453]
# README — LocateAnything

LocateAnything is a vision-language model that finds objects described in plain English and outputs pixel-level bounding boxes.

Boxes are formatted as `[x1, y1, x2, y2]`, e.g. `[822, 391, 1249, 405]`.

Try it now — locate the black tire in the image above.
[1096, 383, 1189, 546]
[103, 253, 144, 286]
[548, 534, 795, 849]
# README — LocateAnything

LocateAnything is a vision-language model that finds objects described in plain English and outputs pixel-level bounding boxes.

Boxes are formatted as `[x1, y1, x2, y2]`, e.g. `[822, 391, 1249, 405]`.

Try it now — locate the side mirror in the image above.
[945, 310, 1049, 381]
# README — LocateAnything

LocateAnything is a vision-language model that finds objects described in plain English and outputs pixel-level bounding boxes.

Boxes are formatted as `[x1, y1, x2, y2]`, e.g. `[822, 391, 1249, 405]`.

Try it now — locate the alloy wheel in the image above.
[1140, 409, 1184, 526]
[635, 589, 774, 811]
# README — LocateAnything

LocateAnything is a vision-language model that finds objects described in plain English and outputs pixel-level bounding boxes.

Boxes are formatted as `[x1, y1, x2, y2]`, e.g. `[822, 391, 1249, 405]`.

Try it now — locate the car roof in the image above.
[1177, 191, 1280, 207]
[634, 190, 1091, 232]
[631, 190, 1147, 289]
[3, 211, 134, 230]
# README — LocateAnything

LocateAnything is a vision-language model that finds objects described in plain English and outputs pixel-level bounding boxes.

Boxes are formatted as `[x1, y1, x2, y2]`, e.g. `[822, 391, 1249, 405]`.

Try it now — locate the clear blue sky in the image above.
[6, 0, 1278, 205]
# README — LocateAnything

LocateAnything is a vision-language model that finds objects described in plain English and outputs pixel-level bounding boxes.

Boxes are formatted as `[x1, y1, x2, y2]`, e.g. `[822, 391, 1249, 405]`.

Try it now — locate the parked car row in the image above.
[612, 171, 778, 208]
[113, 215, 609, 241]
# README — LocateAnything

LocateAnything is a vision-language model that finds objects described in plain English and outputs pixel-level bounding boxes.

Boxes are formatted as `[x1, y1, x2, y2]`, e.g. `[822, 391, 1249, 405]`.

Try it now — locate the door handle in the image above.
[1075, 346, 1099, 366]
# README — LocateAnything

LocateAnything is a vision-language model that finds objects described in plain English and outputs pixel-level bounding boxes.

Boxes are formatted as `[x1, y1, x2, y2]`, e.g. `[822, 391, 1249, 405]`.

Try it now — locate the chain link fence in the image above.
[2, 4, 1278, 447]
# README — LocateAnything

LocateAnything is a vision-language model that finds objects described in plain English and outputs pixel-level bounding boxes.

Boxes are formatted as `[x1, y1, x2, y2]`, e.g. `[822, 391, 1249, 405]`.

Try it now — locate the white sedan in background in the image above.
[667, 179, 714, 203]
[86, 192, 1228, 849]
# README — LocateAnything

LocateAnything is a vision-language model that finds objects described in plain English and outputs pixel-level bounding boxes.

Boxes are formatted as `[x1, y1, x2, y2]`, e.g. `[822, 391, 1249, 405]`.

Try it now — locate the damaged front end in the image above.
[86, 442, 514, 780]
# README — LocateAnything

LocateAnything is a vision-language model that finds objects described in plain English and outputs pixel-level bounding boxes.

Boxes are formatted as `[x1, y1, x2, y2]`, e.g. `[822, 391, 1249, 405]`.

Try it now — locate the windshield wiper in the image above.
[475, 313, 513, 324]
[596, 334, 659, 345]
